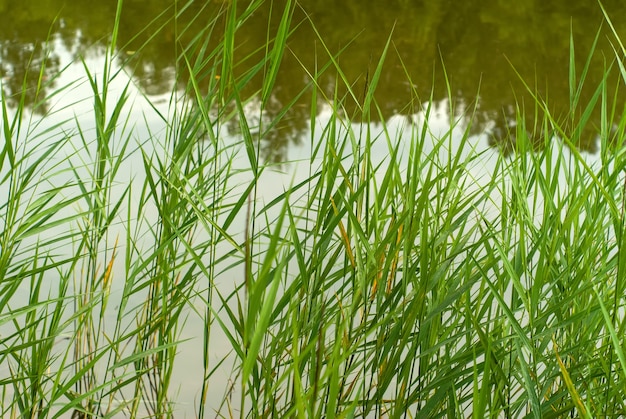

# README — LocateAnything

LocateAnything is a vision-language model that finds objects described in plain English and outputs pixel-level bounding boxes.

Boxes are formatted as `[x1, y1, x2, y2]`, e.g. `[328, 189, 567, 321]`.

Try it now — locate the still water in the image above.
[1, 0, 625, 416]
[2, 0, 625, 158]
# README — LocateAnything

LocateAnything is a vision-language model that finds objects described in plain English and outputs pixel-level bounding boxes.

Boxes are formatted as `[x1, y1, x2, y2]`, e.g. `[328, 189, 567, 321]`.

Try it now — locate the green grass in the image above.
[2, 0, 626, 418]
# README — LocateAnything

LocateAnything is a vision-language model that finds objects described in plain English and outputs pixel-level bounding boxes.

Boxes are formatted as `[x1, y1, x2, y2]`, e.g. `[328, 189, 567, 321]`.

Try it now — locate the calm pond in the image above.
[3, 0, 625, 157]
[2, 0, 626, 417]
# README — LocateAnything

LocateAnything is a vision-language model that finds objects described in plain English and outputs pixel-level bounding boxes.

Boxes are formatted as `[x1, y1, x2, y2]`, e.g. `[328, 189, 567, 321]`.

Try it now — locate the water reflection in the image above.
[1, 0, 625, 157]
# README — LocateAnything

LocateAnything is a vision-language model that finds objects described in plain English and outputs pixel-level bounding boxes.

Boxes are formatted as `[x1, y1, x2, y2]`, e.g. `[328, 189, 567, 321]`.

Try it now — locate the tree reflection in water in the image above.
[1, 0, 625, 156]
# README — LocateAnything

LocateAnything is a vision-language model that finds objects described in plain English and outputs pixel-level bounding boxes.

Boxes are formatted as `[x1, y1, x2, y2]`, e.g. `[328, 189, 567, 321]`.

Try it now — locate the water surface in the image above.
[2, 0, 625, 159]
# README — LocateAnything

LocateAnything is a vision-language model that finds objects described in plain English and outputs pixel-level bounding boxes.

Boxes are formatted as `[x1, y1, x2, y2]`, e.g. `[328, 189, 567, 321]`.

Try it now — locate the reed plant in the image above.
[2, 0, 626, 417]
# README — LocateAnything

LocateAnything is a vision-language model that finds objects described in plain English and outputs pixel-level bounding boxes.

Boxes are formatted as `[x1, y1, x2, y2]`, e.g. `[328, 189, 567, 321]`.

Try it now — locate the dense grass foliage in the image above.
[2, 1, 626, 417]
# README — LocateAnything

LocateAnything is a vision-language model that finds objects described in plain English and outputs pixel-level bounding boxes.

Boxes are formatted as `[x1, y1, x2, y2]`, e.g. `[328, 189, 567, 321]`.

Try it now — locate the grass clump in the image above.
[2, 0, 626, 418]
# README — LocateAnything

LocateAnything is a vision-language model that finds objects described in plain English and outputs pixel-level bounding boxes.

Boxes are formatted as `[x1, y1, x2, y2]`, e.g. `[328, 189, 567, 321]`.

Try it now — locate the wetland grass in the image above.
[2, 0, 626, 417]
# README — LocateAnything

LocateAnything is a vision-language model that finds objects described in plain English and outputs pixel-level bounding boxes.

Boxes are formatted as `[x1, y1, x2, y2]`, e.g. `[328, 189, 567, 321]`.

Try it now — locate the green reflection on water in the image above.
[1, 0, 625, 157]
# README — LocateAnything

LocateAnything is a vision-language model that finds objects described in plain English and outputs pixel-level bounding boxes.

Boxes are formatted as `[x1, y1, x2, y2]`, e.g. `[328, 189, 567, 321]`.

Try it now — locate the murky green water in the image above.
[2, 0, 625, 159]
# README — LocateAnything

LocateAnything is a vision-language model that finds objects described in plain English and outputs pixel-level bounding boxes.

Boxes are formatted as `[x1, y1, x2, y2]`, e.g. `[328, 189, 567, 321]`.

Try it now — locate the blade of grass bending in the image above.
[362, 28, 394, 114]
[599, 2, 626, 56]
[261, 0, 293, 106]
[514, 339, 541, 418]
[242, 192, 291, 388]
[111, 340, 187, 369]
[233, 89, 259, 174]
[594, 288, 626, 380]
[109, 0, 124, 55]
[569, 26, 601, 113]
[0, 89, 16, 172]
[220, 0, 237, 92]
[570, 64, 606, 147]
[569, 26, 576, 110]
[553, 337, 592, 419]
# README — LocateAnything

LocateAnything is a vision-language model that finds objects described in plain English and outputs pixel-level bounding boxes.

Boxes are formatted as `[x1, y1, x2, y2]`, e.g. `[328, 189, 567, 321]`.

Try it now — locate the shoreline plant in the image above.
[1, 0, 626, 418]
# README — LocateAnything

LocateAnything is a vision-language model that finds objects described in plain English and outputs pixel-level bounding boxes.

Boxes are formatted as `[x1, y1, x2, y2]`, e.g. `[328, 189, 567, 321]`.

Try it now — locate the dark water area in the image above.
[1, 0, 625, 159]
